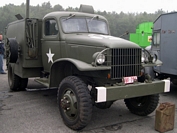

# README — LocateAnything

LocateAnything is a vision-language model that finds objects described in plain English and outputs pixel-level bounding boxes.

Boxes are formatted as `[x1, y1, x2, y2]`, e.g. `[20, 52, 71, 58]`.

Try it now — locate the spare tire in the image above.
[7, 38, 18, 63]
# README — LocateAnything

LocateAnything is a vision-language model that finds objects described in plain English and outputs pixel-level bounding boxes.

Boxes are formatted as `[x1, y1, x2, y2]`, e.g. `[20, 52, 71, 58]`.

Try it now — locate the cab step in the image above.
[34, 78, 49, 87]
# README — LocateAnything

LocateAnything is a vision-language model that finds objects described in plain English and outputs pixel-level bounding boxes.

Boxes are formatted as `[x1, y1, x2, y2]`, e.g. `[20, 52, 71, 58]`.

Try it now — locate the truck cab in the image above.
[41, 11, 110, 73]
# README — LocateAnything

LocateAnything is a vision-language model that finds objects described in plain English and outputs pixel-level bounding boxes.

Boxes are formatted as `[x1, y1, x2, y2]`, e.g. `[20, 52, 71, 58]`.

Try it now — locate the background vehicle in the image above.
[129, 22, 153, 48]
[150, 12, 177, 84]
[5, 0, 170, 130]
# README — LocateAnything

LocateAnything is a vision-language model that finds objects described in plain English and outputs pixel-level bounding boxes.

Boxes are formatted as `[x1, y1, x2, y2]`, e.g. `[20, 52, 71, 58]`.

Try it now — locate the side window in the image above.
[153, 32, 160, 46]
[45, 19, 58, 36]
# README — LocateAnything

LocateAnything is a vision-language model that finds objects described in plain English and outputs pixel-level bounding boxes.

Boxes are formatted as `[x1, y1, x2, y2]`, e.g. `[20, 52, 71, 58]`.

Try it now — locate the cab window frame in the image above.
[44, 18, 59, 36]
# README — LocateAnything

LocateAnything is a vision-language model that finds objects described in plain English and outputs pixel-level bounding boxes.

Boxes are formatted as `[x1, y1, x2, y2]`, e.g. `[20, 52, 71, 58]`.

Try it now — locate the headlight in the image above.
[151, 54, 157, 63]
[141, 49, 158, 63]
[92, 49, 108, 66]
[141, 50, 149, 63]
[96, 53, 105, 65]
[141, 51, 145, 62]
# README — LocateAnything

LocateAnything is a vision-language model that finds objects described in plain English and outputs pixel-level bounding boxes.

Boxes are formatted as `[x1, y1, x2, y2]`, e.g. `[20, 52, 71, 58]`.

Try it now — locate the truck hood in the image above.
[65, 34, 140, 48]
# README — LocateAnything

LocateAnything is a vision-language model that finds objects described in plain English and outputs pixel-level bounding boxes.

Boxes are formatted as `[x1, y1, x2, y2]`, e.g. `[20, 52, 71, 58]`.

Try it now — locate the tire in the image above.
[171, 79, 177, 85]
[95, 101, 113, 109]
[124, 94, 159, 116]
[7, 38, 18, 63]
[58, 76, 92, 130]
[20, 78, 28, 90]
[8, 64, 20, 91]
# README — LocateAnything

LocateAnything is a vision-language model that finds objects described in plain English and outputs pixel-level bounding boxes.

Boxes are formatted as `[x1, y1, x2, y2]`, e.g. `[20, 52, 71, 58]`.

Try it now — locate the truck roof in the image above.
[154, 12, 177, 23]
[43, 11, 107, 22]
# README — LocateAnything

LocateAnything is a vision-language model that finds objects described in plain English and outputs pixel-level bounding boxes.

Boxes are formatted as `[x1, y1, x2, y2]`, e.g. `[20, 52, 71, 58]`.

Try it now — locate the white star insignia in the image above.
[46, 48, 54, 63]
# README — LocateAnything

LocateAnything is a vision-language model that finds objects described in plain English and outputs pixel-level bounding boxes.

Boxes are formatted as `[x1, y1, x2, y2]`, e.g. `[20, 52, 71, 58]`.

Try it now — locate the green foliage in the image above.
[0, 2, 167, 38]
[97, 10, 166, 39]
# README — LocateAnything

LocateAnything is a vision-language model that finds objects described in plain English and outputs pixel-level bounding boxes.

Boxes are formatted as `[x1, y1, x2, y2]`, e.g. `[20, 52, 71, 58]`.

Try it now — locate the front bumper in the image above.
[95, 80, 170, 103]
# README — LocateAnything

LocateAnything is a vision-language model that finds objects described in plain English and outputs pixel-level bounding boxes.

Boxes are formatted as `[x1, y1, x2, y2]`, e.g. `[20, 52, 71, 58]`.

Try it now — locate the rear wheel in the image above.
[8, 64, 28, 91]
[95, 101, 114, 109]
[20, 78, 28, 90]
[8, 64, 20, 91]
[171, 79, 177, 85]
[58, 76, 92, 130]
[124, 94, 159, 116]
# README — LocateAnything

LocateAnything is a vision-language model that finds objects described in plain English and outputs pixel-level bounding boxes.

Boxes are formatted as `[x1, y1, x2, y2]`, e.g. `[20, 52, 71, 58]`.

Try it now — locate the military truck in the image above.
[150, 12, 177, 84]
[5, 1, 170, 130]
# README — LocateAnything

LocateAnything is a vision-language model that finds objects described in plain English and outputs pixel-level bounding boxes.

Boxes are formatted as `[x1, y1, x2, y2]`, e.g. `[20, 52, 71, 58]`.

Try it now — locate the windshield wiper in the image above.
[89, 15, 99, 22]
[63, 14, 75, 21]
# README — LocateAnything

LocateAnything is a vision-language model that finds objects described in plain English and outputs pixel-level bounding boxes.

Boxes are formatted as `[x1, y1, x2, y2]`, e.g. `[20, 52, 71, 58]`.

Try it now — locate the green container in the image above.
[130, 22, 153, 48]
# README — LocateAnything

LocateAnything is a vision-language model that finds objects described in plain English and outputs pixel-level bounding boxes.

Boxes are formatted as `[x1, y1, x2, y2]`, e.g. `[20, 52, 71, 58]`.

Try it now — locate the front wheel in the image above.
[124, 94, 159, 116]
[58, 76, 92, 130]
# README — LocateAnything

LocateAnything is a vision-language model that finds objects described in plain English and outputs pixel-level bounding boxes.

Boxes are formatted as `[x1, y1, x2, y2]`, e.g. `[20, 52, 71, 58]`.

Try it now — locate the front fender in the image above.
[49, 58, 110, 88]
[52, 58, 110, 71]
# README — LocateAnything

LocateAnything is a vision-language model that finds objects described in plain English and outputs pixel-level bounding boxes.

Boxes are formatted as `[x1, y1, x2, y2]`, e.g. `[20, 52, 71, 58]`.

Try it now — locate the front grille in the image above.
[111, 48, 141, 79]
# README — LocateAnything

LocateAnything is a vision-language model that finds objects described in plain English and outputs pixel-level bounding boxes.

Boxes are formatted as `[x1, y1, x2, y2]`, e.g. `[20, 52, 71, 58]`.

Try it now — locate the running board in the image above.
[34, 78, 49, 87]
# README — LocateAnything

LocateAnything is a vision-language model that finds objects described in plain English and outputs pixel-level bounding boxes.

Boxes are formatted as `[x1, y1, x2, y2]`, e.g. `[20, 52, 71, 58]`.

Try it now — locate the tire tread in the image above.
[124, 94, 159, 116]
[58, 76, 92, 130]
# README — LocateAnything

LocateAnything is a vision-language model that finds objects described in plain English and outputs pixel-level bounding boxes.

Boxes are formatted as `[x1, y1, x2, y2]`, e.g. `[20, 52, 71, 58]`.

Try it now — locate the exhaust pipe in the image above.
[26, 0, 29, 18]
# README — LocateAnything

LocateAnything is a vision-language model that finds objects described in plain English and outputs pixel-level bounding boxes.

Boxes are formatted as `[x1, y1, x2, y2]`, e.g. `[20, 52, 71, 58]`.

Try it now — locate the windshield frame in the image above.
[60, 16, 109, 35]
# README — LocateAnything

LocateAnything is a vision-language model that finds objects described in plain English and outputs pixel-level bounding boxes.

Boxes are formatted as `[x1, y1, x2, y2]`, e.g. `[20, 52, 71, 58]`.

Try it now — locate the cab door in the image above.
[41, 18, 61, 72]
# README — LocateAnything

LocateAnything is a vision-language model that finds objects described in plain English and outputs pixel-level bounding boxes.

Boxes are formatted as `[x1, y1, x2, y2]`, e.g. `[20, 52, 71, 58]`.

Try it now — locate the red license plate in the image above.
[123, 76, 137, 84]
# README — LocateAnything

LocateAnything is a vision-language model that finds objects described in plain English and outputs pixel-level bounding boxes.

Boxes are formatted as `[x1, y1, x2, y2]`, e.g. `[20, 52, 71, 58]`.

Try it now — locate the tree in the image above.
[0, 3, 170, 38]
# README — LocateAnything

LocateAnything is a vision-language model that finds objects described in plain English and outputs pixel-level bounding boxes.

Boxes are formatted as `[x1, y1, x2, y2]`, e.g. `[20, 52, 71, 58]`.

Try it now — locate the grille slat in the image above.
[111, 48, 141, 79]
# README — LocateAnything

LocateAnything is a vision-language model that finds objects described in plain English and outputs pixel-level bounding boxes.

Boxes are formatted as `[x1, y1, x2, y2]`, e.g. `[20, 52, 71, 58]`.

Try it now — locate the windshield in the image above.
[61, 17, 109, 34]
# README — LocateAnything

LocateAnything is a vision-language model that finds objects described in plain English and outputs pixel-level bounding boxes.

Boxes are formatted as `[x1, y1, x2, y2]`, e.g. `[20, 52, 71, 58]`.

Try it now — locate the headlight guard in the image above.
[141, 49, 157, 63]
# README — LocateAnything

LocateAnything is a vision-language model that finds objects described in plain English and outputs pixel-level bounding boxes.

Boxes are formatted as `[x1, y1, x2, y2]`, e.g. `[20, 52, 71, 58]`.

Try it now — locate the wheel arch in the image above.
[49, 59, 81, 87]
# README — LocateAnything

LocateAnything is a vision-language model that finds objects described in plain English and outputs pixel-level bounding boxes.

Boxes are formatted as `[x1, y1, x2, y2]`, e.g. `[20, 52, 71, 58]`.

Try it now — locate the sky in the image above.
[1, 0, 177, 13]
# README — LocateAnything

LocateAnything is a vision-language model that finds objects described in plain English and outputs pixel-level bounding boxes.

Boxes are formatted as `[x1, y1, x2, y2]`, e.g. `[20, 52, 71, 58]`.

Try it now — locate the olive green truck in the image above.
[5, 3, 170, 130]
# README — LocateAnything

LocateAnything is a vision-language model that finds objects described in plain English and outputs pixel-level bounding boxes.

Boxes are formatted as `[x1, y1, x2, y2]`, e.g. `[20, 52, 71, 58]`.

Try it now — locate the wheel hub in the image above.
[61, 96, 70, 110]
[60, 90, 77, 119]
